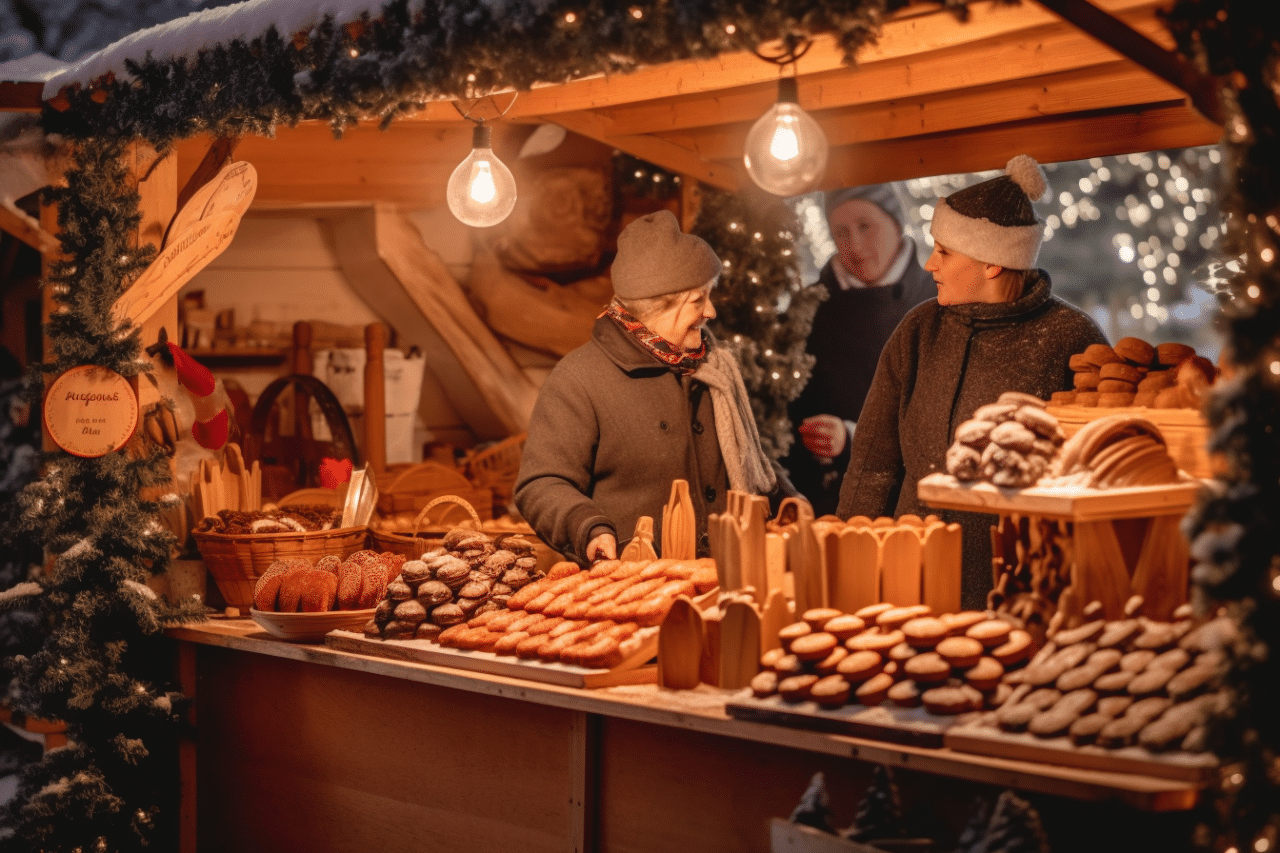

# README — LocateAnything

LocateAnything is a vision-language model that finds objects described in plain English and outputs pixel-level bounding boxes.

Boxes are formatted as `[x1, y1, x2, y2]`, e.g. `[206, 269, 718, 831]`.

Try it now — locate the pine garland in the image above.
[1160, 0, 1280, 849]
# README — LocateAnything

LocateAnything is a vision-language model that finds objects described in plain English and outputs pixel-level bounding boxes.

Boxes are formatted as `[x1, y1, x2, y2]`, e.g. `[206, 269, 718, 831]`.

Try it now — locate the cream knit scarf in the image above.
[694, 347, 777, 496]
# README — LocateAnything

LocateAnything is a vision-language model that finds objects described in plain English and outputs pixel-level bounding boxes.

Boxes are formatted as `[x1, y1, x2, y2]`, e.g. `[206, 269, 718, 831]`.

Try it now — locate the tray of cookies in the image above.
[942, 601, 1223, 782]
[724, 603, 1031, 746]
[327, 550, 720, 688]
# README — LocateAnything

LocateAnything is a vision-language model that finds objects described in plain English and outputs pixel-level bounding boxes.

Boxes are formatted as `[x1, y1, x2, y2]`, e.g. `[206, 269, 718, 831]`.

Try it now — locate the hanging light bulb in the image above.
[743, 77, 828, 197]
[447, 123, 517, 227]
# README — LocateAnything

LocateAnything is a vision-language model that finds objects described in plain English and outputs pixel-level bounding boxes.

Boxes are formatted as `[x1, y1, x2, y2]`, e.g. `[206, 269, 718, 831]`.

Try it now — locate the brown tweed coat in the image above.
[515, 317, 734, 564]
[837, 270, 1108, 608]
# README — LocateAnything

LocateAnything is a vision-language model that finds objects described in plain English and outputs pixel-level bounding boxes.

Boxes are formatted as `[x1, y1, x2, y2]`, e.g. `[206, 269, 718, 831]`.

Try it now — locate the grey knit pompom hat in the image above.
[929, 155, 1051, 270]
[611, 210, 722, 300]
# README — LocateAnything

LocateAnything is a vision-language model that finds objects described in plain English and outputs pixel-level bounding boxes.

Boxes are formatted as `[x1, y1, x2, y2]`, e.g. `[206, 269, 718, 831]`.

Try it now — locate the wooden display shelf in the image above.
[726, 691, 976, 748]
[186, 346, 289, 366]
[916, 472, 1204, 522]
[945, 715, 1216, 784]
[325, 628, 659, 688]
[918, 473, 1201, 620]
[169, 618, 1207, 812]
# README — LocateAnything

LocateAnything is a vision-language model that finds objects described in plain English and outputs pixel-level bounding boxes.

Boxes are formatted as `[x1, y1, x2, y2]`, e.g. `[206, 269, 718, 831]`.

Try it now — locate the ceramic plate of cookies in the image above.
[250, 608, 376, 643]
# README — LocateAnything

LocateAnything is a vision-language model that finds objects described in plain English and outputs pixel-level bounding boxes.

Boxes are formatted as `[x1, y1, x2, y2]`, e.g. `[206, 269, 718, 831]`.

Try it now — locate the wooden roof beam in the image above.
[1035, 0, 1224, 124]
[759, 102, 1222, 188]
[660, 60, 1190, 160]
[594, 6, 1177, 137]
[0, 200, 58, 254]
[541, 111, 738, 191]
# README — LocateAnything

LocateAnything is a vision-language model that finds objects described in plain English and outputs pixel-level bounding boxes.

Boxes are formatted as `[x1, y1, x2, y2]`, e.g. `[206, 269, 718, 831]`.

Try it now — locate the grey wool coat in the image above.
[836, 270, 1108, 609]
[516, 316, 736, 564]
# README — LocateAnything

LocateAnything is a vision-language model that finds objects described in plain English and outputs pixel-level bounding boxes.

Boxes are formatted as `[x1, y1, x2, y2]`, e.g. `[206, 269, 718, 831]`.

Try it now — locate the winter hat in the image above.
[929, 155, 1051, 270]
[611, 210, 722, 300]
[823, 183, 905, 230]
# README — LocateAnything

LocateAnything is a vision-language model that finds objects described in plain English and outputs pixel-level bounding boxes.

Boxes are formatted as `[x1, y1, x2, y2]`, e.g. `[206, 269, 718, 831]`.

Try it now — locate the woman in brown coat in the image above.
[515, 210, 793, 565]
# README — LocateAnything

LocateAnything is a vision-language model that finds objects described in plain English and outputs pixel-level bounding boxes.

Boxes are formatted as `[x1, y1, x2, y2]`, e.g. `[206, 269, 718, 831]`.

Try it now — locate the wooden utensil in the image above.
[921, 522, 962, 616]
[719, 598, 762, 690]
[620, 515, 659, 561]
[880, 527, 923, 606]
[759, 588, 790, 654]
[658, 595, 703, 689]
[834, 526, 879, 614]
[661, 479, 697, 560]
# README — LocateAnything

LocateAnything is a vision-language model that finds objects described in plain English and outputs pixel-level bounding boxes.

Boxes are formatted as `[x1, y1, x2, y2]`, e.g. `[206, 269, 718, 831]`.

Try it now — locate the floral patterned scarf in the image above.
[603, 298, 707, 375]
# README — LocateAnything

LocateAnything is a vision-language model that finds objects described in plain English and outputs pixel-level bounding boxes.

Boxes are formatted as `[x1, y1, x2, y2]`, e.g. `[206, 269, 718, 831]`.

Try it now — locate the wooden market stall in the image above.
[0, 0, 1238, 852]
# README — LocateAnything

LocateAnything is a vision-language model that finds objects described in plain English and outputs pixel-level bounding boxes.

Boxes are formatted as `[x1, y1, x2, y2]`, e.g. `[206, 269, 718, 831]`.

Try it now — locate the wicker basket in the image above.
[370, 496, 562, 573]
[194, 525, 369, 609]
[369, 495, 483, 559]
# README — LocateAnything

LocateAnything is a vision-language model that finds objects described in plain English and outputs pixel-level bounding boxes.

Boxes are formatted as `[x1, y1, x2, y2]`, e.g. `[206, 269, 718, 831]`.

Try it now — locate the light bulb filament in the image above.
[470, 160, 496, 204]
[770, 115, 800, 162]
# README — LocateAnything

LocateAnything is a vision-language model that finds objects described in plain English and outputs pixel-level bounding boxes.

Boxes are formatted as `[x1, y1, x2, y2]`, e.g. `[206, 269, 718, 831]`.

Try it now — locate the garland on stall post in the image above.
[1161, 1, 1280, 850]
[693, 188, 825, 460]
[0, 140, 206, 850]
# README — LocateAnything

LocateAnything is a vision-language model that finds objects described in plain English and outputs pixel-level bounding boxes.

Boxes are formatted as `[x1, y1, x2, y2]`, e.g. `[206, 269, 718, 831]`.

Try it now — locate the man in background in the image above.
[785, 184, 936, 515]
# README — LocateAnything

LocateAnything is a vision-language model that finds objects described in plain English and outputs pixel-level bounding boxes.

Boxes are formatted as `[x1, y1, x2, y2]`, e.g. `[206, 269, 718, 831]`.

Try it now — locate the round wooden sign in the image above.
[43, 365, 139, 458]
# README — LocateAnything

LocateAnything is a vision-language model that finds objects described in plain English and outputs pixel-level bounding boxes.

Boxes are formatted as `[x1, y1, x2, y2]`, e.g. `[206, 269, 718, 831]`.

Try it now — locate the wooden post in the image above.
[364, 323, 387, 475]
[126, 142, 178, 414]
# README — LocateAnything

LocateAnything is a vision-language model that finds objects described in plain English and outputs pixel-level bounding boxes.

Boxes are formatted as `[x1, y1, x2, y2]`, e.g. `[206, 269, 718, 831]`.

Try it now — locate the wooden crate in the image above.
[1046, 405, 1213, 479]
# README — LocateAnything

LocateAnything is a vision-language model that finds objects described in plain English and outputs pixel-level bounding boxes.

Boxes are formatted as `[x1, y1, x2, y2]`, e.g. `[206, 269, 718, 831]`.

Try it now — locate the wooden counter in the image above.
[171, 619, 1205, 853]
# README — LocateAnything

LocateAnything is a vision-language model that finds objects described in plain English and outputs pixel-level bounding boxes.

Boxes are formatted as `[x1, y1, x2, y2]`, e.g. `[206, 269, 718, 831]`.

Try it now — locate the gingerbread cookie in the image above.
[854, 672, 894, 706]
[1119, 649, 1157, 673]
[1093, 671, 1135, 694]
[1127, 667, 1176, 696]
[823, 614, 866, 641]
[996, 701, 1039, 732]
[1069, 712, 1112, 745]
[1052, 620, 1105, 646]
[791, 632, 838, 661]
[836, 650, 885, 683]
[1028, 689, 1098, 737]
[902, 617, 950, 649]
[966, 619, 1012, 648]
[888, 679, 922, 708]
[937, 636, 984, 669]
[750, 670, 779, 698]
[778, 674, 820, 702]
[810, 675, 852, 708]
[1097, 695, 1135, 717]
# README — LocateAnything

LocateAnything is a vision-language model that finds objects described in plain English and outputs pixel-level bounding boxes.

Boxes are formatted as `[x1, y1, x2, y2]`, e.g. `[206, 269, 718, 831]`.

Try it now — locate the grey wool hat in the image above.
[823, 183, 905, 229]
[611, 210, 722, 300]
[929, 155, 1051, 270]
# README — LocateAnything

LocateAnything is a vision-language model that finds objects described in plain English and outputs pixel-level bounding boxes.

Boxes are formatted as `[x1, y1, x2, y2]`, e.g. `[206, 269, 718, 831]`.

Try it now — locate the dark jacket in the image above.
[836, 270, 1108, 608]
[785, 251, 936, 515]
[515, 316, 735, 564]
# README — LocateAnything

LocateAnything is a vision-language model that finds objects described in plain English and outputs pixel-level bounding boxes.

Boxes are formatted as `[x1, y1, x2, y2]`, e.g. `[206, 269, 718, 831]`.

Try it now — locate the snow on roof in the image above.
[0, 51, 69, 84]
[40, 0, 414, 100]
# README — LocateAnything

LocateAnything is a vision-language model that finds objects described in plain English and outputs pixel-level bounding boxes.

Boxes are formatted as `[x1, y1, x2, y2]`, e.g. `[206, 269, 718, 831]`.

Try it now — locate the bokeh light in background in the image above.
[792, 146, 1227, 363]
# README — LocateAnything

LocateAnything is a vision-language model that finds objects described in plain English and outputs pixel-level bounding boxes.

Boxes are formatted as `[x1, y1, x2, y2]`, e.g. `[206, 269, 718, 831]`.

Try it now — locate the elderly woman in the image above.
[837, 156, 1108, 608]
[516, 210, 793, 564]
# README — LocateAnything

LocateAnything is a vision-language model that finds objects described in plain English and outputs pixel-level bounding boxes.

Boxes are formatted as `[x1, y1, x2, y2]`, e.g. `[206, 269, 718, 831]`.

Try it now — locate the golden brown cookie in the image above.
[888, 642, 919, 663]
[1052, 619, 1105, 646]
[964, 656, 1005, 691]
[778, 621, 813, 650]
[1049, 391, 1078, 406]
[998, 391, 1048, 409]
[761, 647, 786, 669]
[1097, 695, 1134, 717]
[778, 674, 821, 702]
[876, 606, 926, 631]
[1074, 391, 1101, 407]
[1097, 379, 1138, 395]
[791, 632, 838, 661]
[966, 620, 1012, 648]
[835, 650, 885, 682]
[996, 701, 1039, 732]
[810, 675, 852, 708]
[802, 607, 845, 631]
[1028, 689, 1098, 737]
[1069, 712, 1112, 745]
[936, 636, 984, 669]
[991, 629, 1033, 667]
[1114, 337, 1156, 366]
[823, 614, 866, 641]
[1100, 361, 1145, 384]
[1155, 342, 1196, 366]
[904, 652, 952, 684]
[750, 670, 779, 698]
[846, 629, 906, 653]
[814, 646, 849, 676]
[854, 672, 894, 706]
[940, 611, 989, 634]
[887, 679, 922, 708]
[902, 617, 950, 649]
[854, 603, 896, 622]
[772, 654, 805, 676]
[922, 686, 975, 715]
[989, 421, 1038, 453]
[1073, 371, 1101, 391]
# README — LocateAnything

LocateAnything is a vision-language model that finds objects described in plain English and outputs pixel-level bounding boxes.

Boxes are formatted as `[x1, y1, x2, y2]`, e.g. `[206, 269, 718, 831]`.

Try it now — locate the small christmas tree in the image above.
[843, 764, 906, 842]
[693, 188, 825, 460]
[968, 790, 1051, 853]
[789, 771, 837, 834]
